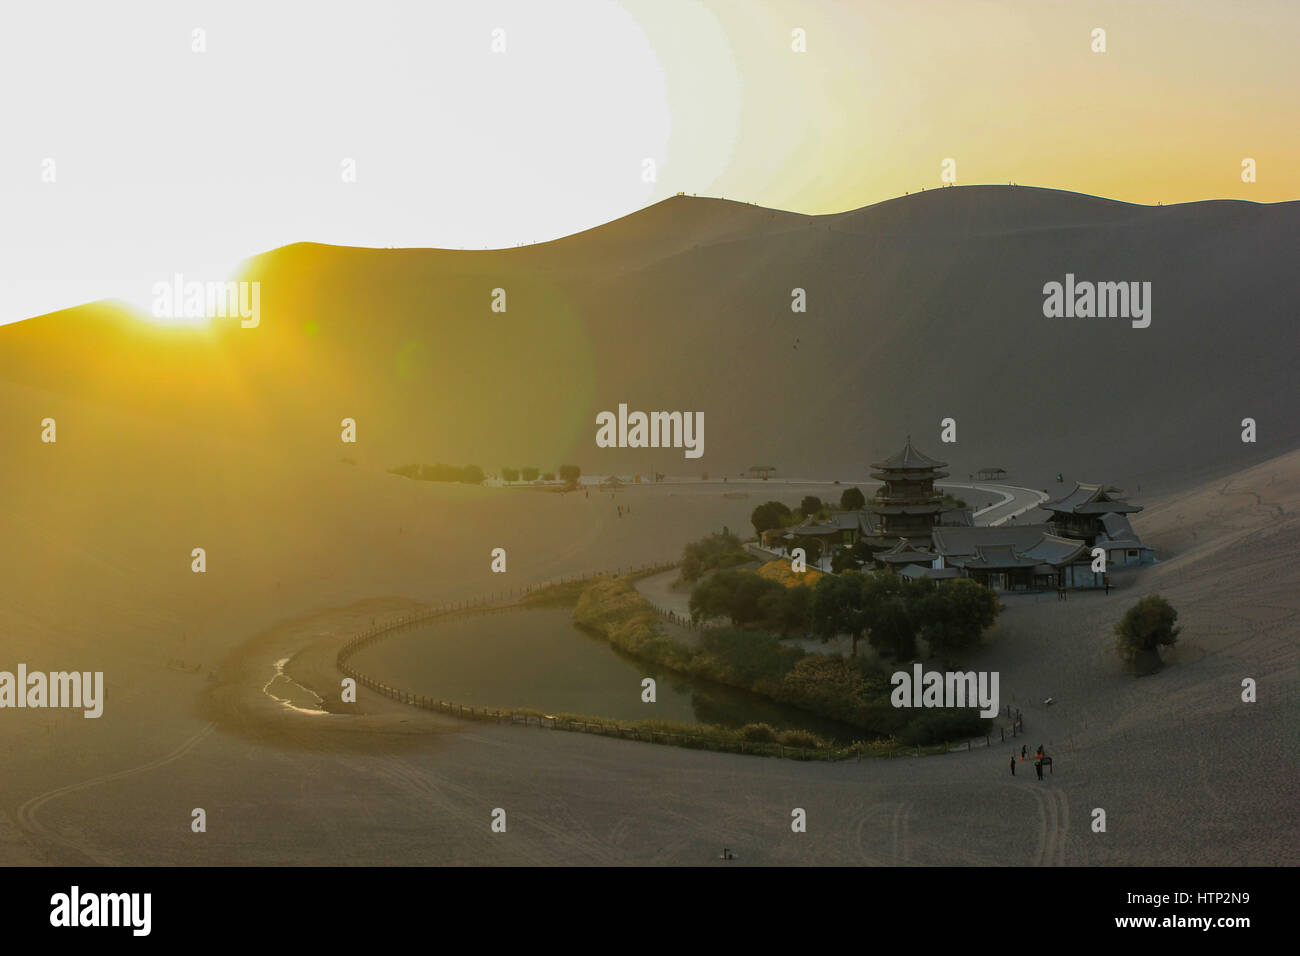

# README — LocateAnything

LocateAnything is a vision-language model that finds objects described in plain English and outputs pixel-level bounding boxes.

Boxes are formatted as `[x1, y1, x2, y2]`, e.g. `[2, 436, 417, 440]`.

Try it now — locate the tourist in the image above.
[1034, 759, 1043, 780]
[1021, 744, 1027, 759]
[1010, 755, 1016, 776]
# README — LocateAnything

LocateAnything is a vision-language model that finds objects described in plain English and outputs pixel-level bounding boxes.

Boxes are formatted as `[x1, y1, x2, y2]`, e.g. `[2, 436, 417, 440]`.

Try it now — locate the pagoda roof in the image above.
[870, 468, 951, 482]
[868, 503, 945, 515]
[1044, 482, 1143, 516]
[870, 437, 948, 471]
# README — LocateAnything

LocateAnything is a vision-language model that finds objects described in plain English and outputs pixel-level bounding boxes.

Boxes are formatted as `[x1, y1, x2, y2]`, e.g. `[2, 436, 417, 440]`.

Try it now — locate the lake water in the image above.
[349, 606, 863, 742]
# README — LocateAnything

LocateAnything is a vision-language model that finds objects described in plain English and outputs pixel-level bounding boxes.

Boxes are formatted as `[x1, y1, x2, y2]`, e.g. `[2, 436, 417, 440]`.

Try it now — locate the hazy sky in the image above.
[2, 0, 1296, 324]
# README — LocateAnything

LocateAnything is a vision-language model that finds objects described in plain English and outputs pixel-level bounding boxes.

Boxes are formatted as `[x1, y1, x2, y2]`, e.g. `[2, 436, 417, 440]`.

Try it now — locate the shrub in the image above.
[899, 710, 988, 746]
[740, 722, 779, 743]
[779, 728, 826, 750]
[1114, 594, 1181, 672]
[680, 531, 750, 583]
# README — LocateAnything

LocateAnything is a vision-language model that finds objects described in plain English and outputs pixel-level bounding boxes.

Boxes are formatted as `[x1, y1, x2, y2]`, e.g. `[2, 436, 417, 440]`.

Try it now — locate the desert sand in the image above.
[1, 187, 1296, 865]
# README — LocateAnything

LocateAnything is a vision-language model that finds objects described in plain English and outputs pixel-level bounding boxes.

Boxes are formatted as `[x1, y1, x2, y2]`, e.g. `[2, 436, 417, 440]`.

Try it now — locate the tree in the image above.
[681, 530, 748, 583]
[1114, 594, 1180, 672]
[861, 571, 917, 660]
[800, 495, 824, 517]
[462, 464, 485, 485]
[542, 471, 556, 481]
[840, 486, 866, 511]
[520, 466, 540, 482]
[501, 466, 520, 483]
[830, 546, 863, 573]
[559, 464, 581, 486]
[689, 570, 785, 627]
[869, 598, 917, 660]
[801, 537, 823, 567]
[757, 584, 811, 636]
[750, 500, 792, 536]
[917, 578, 999, 655]
[809, 571, 870, 657]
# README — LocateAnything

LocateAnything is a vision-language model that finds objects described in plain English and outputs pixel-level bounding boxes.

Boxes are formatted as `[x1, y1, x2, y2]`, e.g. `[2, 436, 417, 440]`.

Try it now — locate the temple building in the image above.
[866, 437, 949, 541]
[1044, 482, 1143, 545]
[757, 437, 1152, 589]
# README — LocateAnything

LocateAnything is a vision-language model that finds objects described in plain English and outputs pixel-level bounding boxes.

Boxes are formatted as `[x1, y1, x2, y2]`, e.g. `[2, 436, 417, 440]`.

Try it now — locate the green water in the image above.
[350, 606, 865, 743]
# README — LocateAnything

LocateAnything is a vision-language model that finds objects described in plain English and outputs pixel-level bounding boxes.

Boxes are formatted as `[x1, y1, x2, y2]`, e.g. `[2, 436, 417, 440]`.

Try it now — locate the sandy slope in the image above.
[0, 367, 1294, 864]
[0, 186, 1295, 866]
[2, 187, 1296, 494]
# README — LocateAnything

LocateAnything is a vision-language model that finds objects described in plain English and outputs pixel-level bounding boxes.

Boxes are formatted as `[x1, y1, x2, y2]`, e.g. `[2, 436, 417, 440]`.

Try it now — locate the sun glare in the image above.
[121, 259, 257, 330]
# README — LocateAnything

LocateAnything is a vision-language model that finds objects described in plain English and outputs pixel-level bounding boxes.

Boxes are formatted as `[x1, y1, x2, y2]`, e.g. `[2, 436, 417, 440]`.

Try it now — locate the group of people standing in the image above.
[1010, 744, 1049, 780]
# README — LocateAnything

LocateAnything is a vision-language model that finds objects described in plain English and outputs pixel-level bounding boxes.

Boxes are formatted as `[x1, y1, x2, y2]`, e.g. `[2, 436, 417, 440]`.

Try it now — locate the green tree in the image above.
[840, 486, 866, 511]
[501, 466, 520, 483]
[520, 466, 540, 482]
[800, 537, 823, 567]
[542, 471, 556, 481]
[830, 547, 860, 573]
[1114, 594, 1180, 671]
[810, 571, 870, 657]
[757, 584, 811, 636]
[917, 578, 999, 655]
[861, 571, 917, 660]
[800, 495, 824, 517]
[750, 500, 792, 536]
[689, 570, 785, 627]
[559, 464, 581, 486]
[462, 464, 485, 485]
[681, 531, 749, 583]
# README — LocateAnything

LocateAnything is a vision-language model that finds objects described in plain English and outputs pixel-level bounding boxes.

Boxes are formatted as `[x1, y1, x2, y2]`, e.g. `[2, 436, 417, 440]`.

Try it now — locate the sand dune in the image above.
[0, 187, 1295, 866]
[2, 187, 1296, 494]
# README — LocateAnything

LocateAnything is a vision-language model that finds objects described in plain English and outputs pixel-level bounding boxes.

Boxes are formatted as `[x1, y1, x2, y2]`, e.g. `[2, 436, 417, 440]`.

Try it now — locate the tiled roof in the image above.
[870, 437, 949, 471]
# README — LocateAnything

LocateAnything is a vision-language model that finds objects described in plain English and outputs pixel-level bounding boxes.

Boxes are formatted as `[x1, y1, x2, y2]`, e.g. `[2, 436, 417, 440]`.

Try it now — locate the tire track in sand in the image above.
[15, 722, 216, 865]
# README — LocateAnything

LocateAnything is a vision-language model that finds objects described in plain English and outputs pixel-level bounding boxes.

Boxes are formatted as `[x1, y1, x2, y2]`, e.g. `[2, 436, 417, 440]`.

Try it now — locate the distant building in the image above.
[865, 437, 950, 541]
[1043, 482, 1143, 545]
[757, 437, 1152, 590]
[930, 525, 1091, 591]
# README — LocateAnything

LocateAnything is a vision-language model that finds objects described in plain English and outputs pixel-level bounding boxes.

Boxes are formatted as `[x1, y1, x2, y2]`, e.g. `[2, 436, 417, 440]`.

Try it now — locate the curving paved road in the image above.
[940, 482, 1050, 526]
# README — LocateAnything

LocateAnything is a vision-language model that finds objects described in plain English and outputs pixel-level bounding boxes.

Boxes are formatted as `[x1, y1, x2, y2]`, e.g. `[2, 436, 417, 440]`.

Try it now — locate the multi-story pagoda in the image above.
[867, 437, 949, 541]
